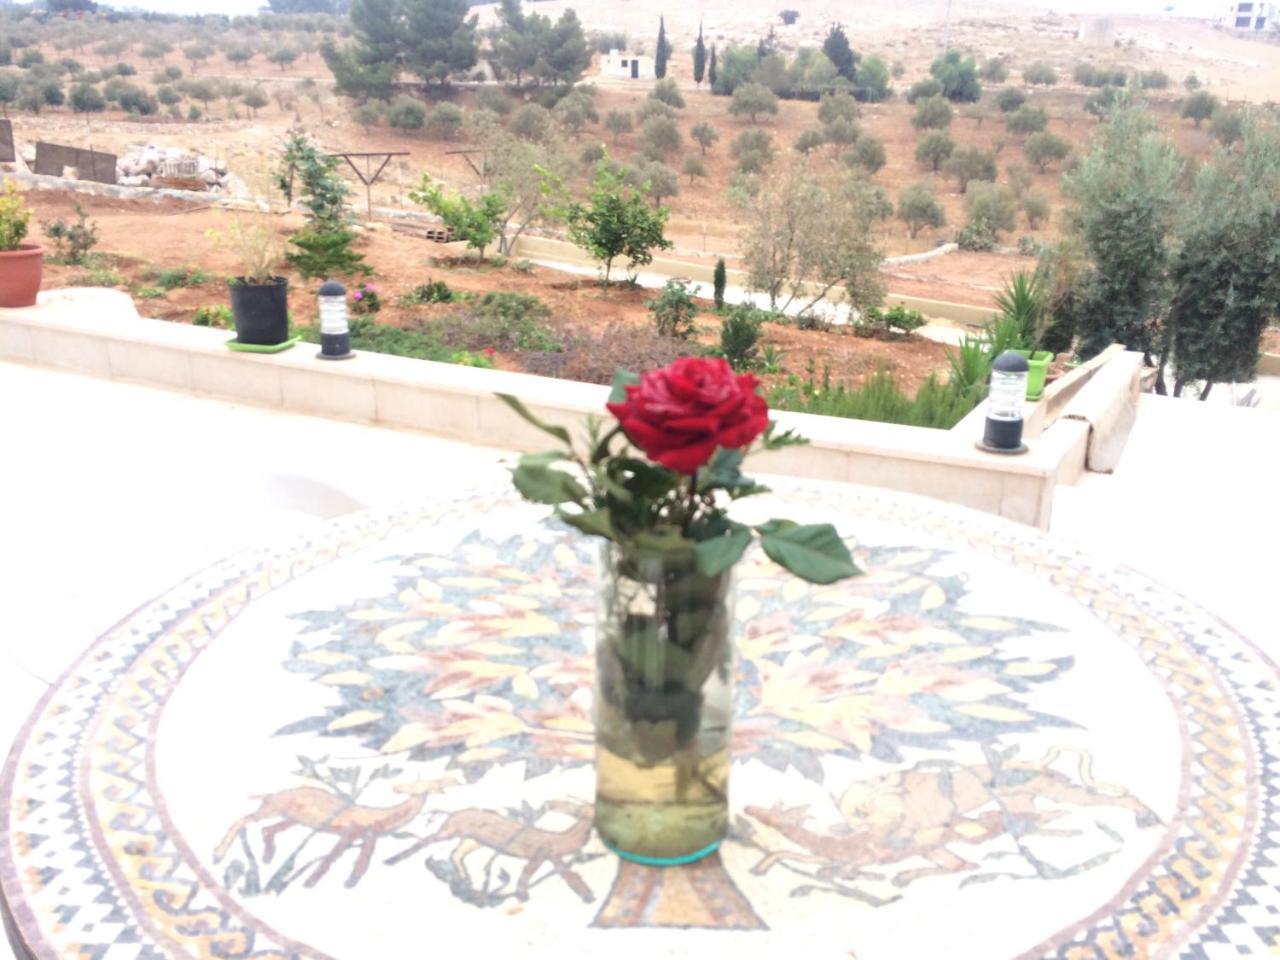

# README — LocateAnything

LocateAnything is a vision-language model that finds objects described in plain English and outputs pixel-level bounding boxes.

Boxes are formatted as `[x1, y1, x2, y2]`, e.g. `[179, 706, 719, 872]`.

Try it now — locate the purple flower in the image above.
[353, 291, 363, 301]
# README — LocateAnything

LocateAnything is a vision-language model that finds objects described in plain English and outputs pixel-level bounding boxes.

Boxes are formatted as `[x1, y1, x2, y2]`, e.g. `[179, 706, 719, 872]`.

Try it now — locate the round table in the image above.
[2, 485, 1276, 960]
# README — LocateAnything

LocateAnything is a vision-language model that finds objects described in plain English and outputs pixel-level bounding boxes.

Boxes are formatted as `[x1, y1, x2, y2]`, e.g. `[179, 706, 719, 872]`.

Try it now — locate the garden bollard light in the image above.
[979, 351, 1029, 454]
[317, 280, 353, 361]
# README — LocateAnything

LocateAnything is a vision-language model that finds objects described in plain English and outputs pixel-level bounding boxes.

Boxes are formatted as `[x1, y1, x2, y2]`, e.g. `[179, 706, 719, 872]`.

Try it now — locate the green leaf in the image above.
[698, 447, 768, 499]
[760, 523, 861, 585]
[612, 458, 679, 499]
[518, 450, 567, 468]
[761, 421, 810, 451]
[608, 370, 640, 404]
[512, 461, 587, 505]
[496, 393, 572, 447]
[755, 518, 797, 536]
[695, 527, 754, 577]
[557, 508, 616, 540]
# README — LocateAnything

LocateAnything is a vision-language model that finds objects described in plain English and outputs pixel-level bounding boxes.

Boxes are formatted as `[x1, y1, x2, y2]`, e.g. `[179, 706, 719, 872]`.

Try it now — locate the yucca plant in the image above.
[993, 269, 1045, 349]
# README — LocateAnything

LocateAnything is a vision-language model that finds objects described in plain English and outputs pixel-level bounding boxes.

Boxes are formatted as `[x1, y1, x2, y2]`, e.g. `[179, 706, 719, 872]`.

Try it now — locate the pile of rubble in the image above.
[116, 145, 233, 193]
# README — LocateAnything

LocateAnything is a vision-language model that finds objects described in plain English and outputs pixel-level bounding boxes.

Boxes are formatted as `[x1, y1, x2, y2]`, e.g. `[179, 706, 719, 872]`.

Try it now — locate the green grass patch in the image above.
[768, 367, 984, 430]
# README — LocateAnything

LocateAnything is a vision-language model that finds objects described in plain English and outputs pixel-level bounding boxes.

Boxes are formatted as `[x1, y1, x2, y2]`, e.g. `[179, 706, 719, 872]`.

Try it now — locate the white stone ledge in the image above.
[0, 289, 1087, 529]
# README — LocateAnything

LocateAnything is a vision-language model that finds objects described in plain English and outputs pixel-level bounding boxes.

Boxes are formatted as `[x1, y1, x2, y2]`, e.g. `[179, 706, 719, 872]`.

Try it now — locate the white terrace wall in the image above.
[0, 289, 1113, 529]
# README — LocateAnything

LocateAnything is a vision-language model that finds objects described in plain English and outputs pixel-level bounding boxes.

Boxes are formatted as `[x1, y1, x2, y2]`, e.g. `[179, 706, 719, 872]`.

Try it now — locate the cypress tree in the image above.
[708, 44, 717, 91]
[713, 257, 727, 309]
[655, 16, 670, 79]
[693, 21, 707, 89]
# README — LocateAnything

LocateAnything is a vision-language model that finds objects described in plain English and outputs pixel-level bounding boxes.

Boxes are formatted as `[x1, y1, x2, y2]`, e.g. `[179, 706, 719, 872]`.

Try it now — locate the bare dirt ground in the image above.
[12, 0, 1263, 310]
[25, 190, 950, 392]
[10, 0, 1278, 389]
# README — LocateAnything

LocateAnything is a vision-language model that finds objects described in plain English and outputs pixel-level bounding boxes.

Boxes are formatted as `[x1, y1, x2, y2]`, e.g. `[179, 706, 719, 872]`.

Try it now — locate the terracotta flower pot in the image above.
[0, 245, 44, 309]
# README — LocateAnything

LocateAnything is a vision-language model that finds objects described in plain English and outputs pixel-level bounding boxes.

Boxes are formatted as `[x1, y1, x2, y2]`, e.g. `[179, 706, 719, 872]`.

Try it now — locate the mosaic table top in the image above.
[3, 484, 1277, 960]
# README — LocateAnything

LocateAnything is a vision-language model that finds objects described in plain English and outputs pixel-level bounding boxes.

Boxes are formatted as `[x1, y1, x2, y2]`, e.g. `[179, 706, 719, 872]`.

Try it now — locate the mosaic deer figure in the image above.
[214, 775, 458, 889]
[386, 799, 595, 903]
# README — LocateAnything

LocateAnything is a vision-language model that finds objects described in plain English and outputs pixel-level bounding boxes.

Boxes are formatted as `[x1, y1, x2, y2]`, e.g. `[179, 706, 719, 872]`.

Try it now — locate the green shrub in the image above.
[912, 96, 953, 130]
[713, 258, 727, 309]
[907, 77, 943, 103]
[402, 279, 457, 305]
[135, 287, 166, 300]
[476, 86, 514, 115]
[846, 135, 886, 173]
[957, 222, 997, 252]
[455, 291, 560, 351]
[1023, 61, 1057, 85]
[192, 304, 234, 328]
[149, 265, 209, 290]
[426, 102, 465, 139]
[648, 279, 698, 339]
[856, 303, 926, 338]
[387, 95, 427, 133]
[79, 265, 127, 288]
[995, 87, 1027, 113]
[351, 281, 381, 314]
[45, 204, 99, 265]
[650, 78, 685, 108]
[718, 305, 763, 371]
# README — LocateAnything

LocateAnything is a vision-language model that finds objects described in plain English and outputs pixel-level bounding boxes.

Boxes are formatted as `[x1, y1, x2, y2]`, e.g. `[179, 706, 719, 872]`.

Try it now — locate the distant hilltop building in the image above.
[601, 50, 653, 80]
[1076, 18, 1117, 46]
[1221, 1, 1274, 29]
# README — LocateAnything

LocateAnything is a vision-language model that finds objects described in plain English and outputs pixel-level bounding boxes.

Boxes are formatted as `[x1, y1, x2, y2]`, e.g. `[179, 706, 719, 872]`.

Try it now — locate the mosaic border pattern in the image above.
[2, 485, 1277, 959]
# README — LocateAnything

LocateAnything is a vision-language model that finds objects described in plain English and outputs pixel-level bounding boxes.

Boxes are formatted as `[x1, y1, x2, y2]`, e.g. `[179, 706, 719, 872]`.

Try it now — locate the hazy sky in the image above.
[50, 0, 1227, 18]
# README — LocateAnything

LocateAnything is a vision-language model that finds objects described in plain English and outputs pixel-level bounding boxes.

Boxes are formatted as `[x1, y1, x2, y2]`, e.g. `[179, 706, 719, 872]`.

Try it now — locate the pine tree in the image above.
[823, 23, 858, 83]
[708, 45, 718, 91]
[655, 16, 670, 80]
[693, 22, 707, 89]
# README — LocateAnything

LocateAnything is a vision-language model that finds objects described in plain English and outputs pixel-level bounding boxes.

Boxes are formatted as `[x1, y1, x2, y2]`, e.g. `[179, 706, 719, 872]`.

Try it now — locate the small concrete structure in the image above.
[1221, 0, 1274, 30]
[1076, 18, 1117, 46]
[600, 49, 652, 80]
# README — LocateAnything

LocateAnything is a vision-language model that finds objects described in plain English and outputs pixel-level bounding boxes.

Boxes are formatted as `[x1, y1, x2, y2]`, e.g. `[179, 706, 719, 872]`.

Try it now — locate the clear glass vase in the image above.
[593, 542, 735, 865]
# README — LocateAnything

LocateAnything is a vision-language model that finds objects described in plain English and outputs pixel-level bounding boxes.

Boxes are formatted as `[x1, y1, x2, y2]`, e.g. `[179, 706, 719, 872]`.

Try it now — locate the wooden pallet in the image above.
[151, 175, 208, 192]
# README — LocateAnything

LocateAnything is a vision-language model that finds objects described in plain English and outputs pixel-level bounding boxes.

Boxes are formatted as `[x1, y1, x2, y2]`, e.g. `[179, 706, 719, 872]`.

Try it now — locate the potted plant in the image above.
[995, 269, 1053, 400]
[0, 180, 43, 309]
[209, 215, 289, 349]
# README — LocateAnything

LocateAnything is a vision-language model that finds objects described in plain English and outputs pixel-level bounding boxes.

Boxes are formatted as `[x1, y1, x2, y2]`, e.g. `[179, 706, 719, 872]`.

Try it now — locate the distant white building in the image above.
[1221, 1, 1275, 30]
[601, 50, 652, 80]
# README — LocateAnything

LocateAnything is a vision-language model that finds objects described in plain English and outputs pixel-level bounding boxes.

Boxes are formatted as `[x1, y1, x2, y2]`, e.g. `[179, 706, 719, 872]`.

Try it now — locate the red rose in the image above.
[606, 358, 769, 475]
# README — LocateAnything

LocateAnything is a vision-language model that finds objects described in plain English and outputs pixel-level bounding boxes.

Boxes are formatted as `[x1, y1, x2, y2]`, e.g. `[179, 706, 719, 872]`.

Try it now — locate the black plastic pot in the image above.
[228, 277, 289, 346]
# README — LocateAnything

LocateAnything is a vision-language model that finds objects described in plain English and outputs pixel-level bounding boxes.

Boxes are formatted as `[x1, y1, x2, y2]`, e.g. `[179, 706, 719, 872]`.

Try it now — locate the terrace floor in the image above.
[1, 358, 1276, 959]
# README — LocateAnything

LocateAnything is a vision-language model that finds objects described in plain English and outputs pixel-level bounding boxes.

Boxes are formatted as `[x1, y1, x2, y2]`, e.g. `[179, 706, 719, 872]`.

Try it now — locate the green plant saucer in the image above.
[225, 336, 300, 354]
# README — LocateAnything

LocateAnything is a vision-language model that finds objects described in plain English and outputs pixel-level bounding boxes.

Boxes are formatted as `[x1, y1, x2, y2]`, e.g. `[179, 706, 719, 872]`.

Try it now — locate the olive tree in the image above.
[738, 164, 886, 314]
[691, 120, 719, 154]
[1005, 105, 1048, 136]
[898, 181, 946, 239]
[1062, 99, 1182, 359]
[729, 82, 779, 123]
[1162, 118, 1280, 397]
[943, 145, 997, 191]
[1025, 132, 1071, 172]
[912, 96, 952, 130]
[914, 130, 955, 171]
[1181, 90, 1217, 128]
